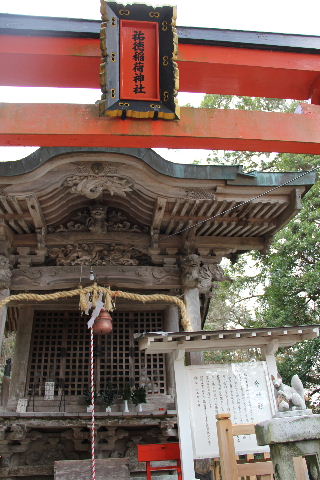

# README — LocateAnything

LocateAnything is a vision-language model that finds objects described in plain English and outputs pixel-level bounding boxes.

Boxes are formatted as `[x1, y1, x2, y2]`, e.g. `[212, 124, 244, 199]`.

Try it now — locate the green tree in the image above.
[200, 94, 299, 170]
[201, 94, 320, 407]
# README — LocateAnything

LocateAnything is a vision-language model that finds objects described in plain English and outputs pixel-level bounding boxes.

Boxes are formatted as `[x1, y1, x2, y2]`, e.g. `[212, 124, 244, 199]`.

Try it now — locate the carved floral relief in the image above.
[184, 189, 216, 200]
[47, 206, 148, 234]
[11, 265, 180, 289]
[63, 162, 133, 199]
[48, 243, 149, 267]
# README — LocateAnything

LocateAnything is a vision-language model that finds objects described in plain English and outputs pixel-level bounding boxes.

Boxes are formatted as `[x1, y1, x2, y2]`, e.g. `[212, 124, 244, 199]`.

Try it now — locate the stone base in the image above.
[256, 415, 320, 480]
[273, 409, 313, 418]
[255, 414, 320, 445]
[54, 458, 130, 480]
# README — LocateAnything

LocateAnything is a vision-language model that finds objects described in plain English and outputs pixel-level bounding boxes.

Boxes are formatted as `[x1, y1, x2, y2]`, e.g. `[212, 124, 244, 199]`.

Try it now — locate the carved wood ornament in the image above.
[180, 254, 228, 291]
[48, 206, 148, 234]
[48, 243, 149, 267]
[63, 163, 132, 199]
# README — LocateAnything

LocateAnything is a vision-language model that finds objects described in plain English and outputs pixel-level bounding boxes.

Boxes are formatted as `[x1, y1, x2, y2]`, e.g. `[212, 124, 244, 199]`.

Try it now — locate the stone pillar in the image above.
[184, 287, 202, 365]
[256, 414, 320, 480]
[8, 307, 34, 408]
[269, 444, 299, 479]
[164, 305, 179, 397]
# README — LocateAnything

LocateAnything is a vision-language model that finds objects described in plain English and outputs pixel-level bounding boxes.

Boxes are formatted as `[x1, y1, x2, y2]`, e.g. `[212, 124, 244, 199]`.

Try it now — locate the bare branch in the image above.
[232, 294, 265, 305]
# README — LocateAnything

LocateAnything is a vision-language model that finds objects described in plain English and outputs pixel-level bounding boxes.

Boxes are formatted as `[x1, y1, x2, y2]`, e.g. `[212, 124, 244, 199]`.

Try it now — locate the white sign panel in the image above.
[16, 398, 28, 413]
[44, 381, 55, 400]
[186, 361, 276, 458]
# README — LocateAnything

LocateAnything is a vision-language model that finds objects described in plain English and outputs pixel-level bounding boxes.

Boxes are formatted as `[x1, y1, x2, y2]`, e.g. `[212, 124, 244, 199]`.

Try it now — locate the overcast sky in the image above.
[1, 0, 320, 163]
[3, 0, 320, 35]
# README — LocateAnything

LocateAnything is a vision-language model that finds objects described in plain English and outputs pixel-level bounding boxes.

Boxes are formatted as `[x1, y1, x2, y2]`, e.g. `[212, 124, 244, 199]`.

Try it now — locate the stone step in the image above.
[131, 476, 178, 480]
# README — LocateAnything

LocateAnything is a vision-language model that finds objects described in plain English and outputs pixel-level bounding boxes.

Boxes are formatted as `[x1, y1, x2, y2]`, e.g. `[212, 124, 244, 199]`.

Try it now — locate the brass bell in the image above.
[92, 309, 113, 335]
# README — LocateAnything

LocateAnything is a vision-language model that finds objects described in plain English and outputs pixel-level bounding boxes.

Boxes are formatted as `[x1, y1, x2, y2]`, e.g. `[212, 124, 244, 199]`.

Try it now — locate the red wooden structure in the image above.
[138, 443, 182, 480]
[1, 29, 320, 100]
[1, 13, 320, 151]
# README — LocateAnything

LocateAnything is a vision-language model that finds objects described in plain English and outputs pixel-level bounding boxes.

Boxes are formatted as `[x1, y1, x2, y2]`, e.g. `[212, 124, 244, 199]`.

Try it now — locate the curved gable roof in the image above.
[0, 146, 316, 188]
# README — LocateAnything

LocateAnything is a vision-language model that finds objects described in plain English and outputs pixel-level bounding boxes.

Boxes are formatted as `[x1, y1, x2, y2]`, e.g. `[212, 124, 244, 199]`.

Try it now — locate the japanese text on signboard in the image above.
[132, 30, 146, 94]
[120, 20, 160, 101]
[187, 362, 276, 458]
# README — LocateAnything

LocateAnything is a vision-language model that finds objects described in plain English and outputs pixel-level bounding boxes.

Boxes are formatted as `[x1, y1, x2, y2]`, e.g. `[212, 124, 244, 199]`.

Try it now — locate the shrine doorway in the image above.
[26, 309, 167, 399]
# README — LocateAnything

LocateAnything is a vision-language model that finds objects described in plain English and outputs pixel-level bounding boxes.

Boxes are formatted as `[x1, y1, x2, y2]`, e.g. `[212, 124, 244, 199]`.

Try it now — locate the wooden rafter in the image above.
[151, 198, 167, 231]
[25, 195, 46, 229]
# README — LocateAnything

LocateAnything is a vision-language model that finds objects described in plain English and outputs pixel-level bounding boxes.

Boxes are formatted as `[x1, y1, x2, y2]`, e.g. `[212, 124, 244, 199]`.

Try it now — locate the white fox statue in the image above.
[271, 373, 306, 411]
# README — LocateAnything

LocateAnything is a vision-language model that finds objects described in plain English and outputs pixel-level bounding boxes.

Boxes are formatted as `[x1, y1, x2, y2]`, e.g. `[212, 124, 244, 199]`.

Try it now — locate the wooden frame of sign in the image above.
[100, 2, 179, 119]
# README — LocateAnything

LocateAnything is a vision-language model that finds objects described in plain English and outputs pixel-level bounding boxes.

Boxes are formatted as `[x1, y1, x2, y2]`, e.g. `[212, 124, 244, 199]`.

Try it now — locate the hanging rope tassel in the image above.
[90, 327, 96, 480]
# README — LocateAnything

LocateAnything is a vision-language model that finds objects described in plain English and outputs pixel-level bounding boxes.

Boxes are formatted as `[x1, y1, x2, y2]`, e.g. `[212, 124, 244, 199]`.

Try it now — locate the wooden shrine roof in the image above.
[0, 146, 316, 184]
[137, 325, 320, 353]
[0, 147, 316, 261]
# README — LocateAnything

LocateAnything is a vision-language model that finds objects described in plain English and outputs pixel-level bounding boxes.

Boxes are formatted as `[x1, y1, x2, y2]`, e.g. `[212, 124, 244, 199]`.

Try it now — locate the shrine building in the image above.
[0, 145, 316, 478]
[0, 7, 320, 480]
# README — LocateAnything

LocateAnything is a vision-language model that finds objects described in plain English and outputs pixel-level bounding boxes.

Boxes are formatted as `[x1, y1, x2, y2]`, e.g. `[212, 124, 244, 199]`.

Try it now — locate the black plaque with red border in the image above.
[100, 2, 179, 120]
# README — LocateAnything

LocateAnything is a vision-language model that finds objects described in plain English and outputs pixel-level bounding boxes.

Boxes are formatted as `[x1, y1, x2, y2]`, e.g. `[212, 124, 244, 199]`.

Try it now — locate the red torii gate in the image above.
[1, 13, 320, 152]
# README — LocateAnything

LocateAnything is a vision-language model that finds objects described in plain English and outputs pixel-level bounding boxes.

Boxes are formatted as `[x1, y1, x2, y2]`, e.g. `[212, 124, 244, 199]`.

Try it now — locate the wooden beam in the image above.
[140, 334, 313, 353]
[163, 214, 276, 226]
[0, 213, 32, 220]
[237, 462, 274, 477]
[178, 44, 320, 100]
[0, 35, 99, 89]
[1, 34, 320, 101]
[1, 103, 320, 153]
[10, 265, 181, 291]
[232, 424, 256, 435]
[275, 188, 303, 230]
[12, 232, 266, 251]
[0, 465, 53, 477]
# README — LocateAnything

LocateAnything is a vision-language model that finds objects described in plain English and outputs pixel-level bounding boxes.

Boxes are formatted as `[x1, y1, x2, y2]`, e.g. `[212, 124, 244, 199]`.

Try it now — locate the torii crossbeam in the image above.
[1, 13, 320, 152]
[1, 103, 320, 153]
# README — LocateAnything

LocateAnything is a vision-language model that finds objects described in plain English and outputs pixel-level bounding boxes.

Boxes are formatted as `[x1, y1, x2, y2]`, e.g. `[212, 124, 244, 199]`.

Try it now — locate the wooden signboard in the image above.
[186, 362, 276, 458]
[100, 2, 179, 119]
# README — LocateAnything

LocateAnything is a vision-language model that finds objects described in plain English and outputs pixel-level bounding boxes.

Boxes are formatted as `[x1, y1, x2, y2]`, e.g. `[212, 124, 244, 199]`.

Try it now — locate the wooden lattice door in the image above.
[27, 309, 166, 396]
[27, 310, 65, 396]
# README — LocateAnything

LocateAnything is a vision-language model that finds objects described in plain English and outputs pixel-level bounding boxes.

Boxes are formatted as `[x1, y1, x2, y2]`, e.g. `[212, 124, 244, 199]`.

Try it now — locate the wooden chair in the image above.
[216, 413, 274, 480]
[137, 443, 182, 480]
[215, 413, 309, 480]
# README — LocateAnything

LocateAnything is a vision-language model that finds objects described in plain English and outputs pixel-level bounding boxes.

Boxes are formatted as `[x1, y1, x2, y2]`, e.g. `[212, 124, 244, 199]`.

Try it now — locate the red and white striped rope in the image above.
[90, 327, 96, 480]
